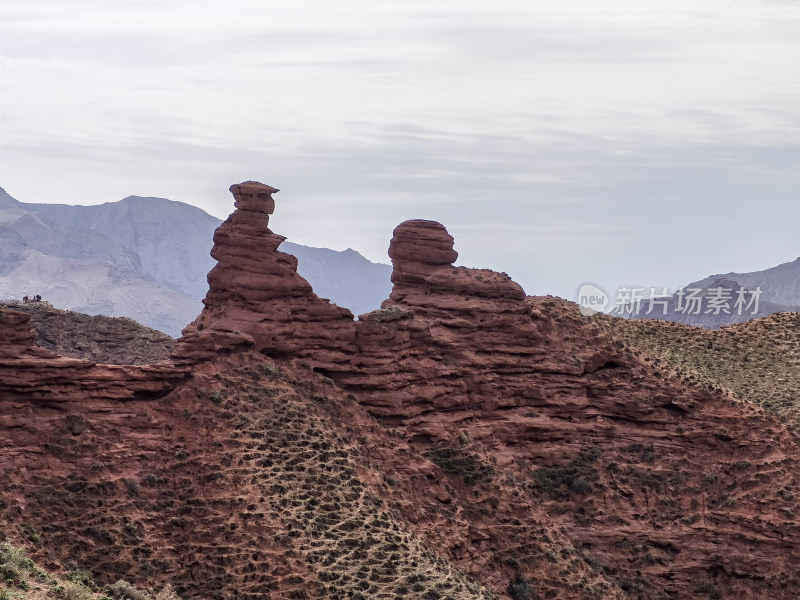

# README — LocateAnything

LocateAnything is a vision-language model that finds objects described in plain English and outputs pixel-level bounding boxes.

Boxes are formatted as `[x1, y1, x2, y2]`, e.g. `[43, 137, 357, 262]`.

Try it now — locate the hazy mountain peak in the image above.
[0, 187, 21, 209]
[0, 187, 393, 334]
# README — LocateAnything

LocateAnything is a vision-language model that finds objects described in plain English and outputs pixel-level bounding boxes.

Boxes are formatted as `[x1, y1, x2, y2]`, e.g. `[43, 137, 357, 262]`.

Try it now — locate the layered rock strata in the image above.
[340, 218, 556, 422]
[172, 181, 356, 367]
[3, 179, 799, 598]
[340, 221, 800, 598]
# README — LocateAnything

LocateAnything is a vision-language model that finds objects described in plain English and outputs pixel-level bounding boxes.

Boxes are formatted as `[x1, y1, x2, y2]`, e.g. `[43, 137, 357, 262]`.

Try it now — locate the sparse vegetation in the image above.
[507, 574, 534, 600]
[0, 540, 179, 600]
[593, 311, 800, 435]
[5, 291, 800, 599]
[424, 447, 493, 486]
[531, 446, 600, 500]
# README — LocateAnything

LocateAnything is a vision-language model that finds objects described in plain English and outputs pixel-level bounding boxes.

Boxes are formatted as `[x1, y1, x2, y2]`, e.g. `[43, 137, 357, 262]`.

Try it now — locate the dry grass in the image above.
[591, 310, 800, 435]
[205, 361, 496, 600]
[0, 540, 178, 600]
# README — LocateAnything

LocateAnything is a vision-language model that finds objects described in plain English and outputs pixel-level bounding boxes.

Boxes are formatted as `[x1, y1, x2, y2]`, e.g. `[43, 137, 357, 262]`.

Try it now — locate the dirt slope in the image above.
[594, 309, 800, 436]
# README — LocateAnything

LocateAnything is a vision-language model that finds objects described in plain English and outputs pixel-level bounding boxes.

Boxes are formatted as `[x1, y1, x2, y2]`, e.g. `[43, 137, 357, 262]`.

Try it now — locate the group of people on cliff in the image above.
[22, 294, 43, 303]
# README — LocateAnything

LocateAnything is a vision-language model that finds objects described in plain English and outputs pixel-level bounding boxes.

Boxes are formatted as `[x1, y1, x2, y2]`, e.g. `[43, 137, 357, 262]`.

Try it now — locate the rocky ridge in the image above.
[171, 182, 800, 598]
[1, 180, 799, 599]
[5, 300, 175, 364]
[0, 306, 187, 402]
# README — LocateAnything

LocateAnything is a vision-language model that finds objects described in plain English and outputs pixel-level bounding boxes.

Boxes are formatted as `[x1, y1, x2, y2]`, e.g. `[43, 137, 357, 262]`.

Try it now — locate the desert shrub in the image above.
[507, 574, 534, 600]
[67, 569, 95, 588]
[532, 446, 599, 500]
[154, 584, 181, 600]
[533, 465, 592, 499]
[62, 581, 95, 600]
[21, 525, 41, 546]
[107, 580, 151, 600]
[424, 448, 493, 486]
[260, 363, 282, 380]
[0, 540, 34, 587]
[0, 541, 31, 569]
[569, 479, 592, 494]
[694, 581, 721, 600]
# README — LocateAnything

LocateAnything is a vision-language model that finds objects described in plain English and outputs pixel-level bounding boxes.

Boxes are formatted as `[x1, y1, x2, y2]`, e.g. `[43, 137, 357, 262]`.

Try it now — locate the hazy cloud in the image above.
[2, 0, 800, 300]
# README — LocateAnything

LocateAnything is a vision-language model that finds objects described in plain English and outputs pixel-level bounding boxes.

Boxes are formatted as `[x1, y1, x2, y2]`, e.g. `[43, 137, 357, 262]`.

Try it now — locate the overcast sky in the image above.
[2, 0, 799, 301]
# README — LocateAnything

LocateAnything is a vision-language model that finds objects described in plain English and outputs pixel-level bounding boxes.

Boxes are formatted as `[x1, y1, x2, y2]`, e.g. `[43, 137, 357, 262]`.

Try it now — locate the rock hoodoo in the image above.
[342, 218, 548, 421]
[386, 218, 527, 309]
[387, 219, 459, 287]
[172, 181, 356, 366]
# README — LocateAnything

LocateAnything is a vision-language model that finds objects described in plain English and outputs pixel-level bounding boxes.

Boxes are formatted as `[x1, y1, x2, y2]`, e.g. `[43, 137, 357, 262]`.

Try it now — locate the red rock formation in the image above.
[173, 181, 356, 367]
[334, 220, 800, 599]
[3, 181, 800, 599]
[0, 306, 187, 401]
[388, 219, 459, 286]
[338, 219, 551, 422]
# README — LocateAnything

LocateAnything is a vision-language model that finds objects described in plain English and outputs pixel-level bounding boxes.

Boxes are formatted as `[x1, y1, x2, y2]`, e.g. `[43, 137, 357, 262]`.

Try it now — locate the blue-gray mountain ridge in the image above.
[0, 186, 391, 336]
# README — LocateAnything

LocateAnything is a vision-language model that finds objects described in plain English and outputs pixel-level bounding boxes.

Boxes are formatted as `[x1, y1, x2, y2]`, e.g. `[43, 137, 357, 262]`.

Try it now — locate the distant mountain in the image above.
[0, 187, 392, 336]
[0, 187, 21, 209]
[21, 195, 221, 300]
[282, 242, 392, 318]
[616, 257, 800, 328]
[691, 258, 800, 307]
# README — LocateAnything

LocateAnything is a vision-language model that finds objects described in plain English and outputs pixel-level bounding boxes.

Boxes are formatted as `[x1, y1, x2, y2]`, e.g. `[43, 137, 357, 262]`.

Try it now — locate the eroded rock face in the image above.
[337, 219, 543, 421]
[336, 220, 800, 599]
[172, 182, 356, 366]
[9, 301, 175, 364]
[4, 181, 799, 599]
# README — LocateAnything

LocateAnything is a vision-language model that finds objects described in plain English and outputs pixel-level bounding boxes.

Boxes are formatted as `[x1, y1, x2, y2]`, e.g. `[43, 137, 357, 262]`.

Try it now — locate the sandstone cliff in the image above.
[2, 180, 799, 600]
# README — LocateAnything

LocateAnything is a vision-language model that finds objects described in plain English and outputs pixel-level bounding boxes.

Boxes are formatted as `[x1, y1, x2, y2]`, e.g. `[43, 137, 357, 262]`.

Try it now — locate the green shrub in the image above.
[68, 569, 95, 588]
[0, 540, 32, 588]
[21, 525, 41, 546]
[0, 541, 30, 570]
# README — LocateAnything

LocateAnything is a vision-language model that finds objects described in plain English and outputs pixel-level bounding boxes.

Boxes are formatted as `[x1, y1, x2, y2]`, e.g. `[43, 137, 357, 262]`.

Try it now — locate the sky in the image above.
[2, 0, 800, 301]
